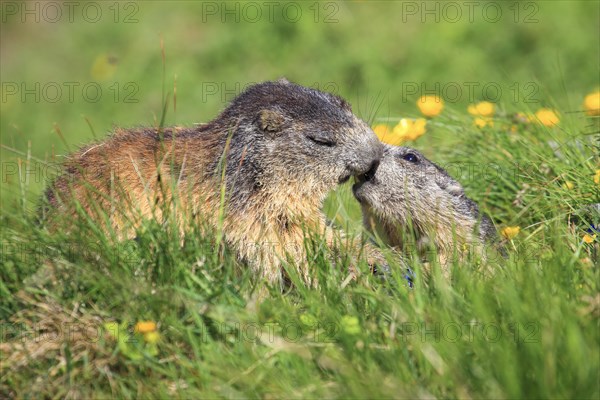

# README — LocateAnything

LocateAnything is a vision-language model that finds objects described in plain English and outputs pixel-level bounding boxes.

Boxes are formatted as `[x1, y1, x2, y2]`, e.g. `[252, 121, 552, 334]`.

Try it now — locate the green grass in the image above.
[1, 1, 599, 398]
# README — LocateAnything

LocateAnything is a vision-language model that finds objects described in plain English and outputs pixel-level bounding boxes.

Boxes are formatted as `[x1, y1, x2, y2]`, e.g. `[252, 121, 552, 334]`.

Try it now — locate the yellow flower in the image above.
[374, 119, 427, 146]
[594, 170, 600, 185]
[135, 321, 157, 334]
[562, 181, 574, 190]
[474, 117, 494, 128]
[416, 95, 444, 117]
[501, 226, 520, 240]
[90, 54, 118, 81]
[392, 118, 427, 142]
[583, 234, 596, 244]
[468, 101, 495, 117]
[534, 108, 559, 126]
[583, 91, 600, 116]
[373, 124, 391, 138]
[144, 331, 161, 344]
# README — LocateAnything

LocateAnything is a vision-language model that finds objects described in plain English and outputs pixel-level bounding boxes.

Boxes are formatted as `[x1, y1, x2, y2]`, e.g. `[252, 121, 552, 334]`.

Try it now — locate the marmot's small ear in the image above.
[257, 109, 285, 135]
[276, 77, 291, 85]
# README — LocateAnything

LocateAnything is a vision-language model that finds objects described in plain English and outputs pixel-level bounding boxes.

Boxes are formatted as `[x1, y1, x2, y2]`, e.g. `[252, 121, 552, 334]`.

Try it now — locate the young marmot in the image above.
[352, 145, 501, 274]
[43, 79, 384, 287]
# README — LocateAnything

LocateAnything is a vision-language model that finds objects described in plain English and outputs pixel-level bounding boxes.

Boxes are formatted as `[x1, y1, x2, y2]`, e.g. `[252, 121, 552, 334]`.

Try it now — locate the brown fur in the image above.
[42, 80, 384, 287]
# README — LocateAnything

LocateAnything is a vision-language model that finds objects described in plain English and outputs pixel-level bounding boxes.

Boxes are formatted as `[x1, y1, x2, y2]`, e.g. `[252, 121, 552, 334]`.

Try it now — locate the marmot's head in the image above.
[353, 145, 492, 243]
[216, 79, 382, 196]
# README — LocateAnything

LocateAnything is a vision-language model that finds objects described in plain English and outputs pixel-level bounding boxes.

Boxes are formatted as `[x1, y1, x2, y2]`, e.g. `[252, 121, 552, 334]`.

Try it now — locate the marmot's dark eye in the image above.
[403, 153, 419, 163]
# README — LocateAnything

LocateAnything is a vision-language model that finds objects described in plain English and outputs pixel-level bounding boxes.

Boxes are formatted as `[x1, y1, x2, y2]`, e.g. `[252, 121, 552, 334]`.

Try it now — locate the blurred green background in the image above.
[1, 4, 598, 397]
[1, 0, 598, 211]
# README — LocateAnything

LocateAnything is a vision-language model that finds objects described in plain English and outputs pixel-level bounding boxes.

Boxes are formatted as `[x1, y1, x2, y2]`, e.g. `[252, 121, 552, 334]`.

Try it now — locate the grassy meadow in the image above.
[1, 1, 599, 398]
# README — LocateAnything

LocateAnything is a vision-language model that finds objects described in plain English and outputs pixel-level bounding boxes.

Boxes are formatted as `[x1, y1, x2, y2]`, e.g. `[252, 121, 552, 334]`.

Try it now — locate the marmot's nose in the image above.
[351, 141, 381, 170]
[348, 156, 380, 178]
[347, 131, 383, 176]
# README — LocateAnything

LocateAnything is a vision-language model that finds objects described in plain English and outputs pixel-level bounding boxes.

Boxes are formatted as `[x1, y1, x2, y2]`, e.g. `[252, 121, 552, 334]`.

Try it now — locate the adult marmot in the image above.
[43, 79, 384, 287]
